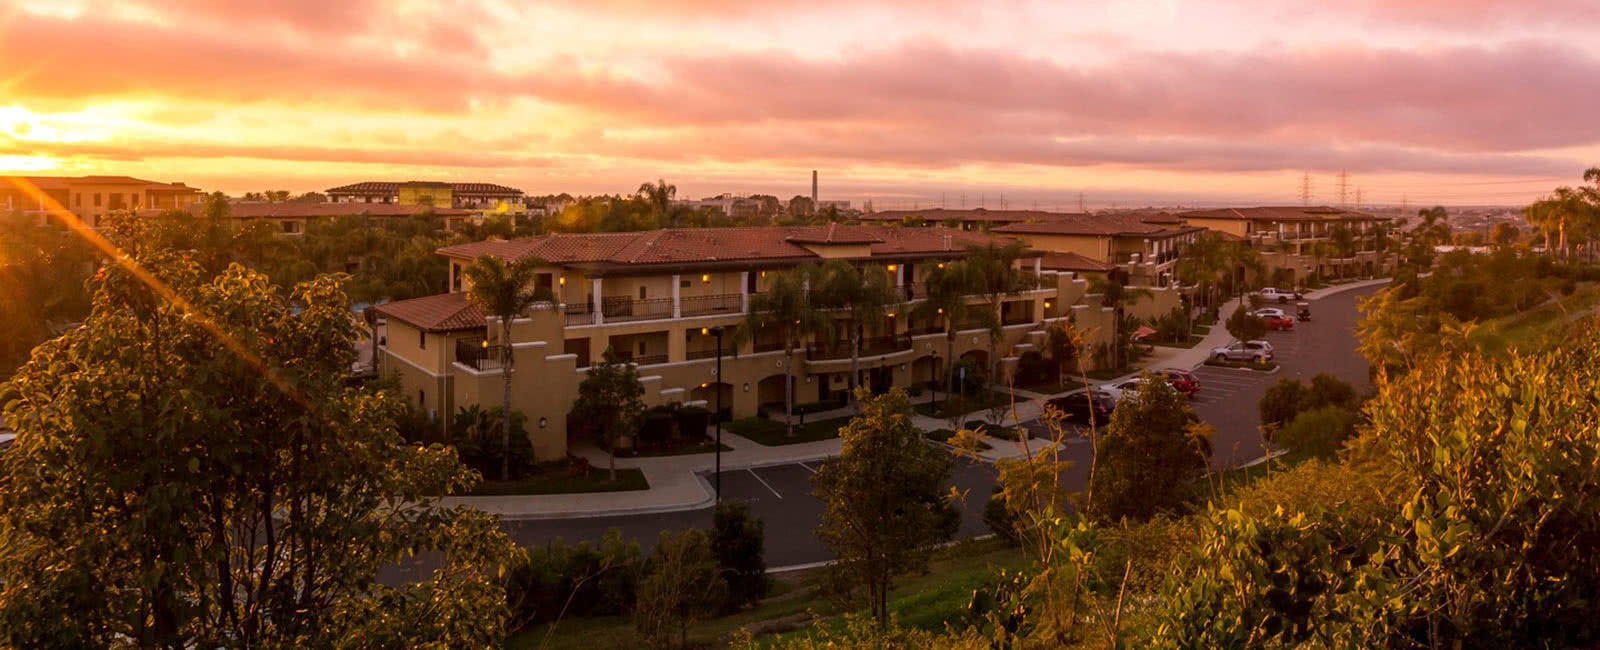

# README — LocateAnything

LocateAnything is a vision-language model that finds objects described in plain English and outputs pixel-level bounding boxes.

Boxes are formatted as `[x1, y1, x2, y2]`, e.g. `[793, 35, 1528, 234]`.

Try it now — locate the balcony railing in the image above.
[686, 348, 721, 360]
[680, 293, 741, 317]
[603, 296, 674, 323]
[615, 352, 669, 366]
[806, 333, 913, 361]
[455, 338, 507, 371]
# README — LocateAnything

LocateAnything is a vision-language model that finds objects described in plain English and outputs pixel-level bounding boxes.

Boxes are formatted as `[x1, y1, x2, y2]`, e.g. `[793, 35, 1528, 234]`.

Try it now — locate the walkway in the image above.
[445, 278, 1394, 519]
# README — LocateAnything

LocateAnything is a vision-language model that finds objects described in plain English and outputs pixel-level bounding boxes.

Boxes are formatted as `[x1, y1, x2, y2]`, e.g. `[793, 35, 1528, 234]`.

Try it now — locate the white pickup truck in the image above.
[1255, 287, 1304, 303]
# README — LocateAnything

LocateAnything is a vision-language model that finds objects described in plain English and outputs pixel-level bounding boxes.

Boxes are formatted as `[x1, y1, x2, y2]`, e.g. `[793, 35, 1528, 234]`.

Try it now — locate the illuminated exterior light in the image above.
[887, 264, 897, 272]
[702, 274, 711, 282]
[558, 276, 565, 286]
[700, 327, 709, 335]
[481, 339, 489, 348]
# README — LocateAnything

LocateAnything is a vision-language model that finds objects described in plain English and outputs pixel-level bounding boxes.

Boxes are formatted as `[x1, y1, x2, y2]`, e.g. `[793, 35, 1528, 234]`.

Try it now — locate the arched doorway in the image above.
[756, 374, 791, 417]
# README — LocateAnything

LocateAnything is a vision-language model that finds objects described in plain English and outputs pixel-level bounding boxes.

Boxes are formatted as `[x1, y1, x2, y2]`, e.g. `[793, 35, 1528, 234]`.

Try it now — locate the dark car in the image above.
[1046, 390, 1117, 426]
[1158, 368, 1200, 396]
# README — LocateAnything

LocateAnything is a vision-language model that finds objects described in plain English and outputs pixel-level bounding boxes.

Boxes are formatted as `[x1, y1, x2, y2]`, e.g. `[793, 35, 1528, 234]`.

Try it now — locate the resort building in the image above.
[1, 175, 202, 227]
[992, 213, 1205, 291]
[1177, 206, 1396, 283]
[142, 201, 477, 235]
[373, 224, 1123, 460]
[326, 181, 527, 215]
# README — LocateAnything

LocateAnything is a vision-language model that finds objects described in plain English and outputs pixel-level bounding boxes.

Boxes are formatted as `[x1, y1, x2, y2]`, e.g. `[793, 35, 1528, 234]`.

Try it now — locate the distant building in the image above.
[677, 194, 764, 220]
[326, 181, 526, 214]
[148, 201, 475, 236]
[1177, 206, 1396, 283]
[861, 208, 1082, 231]
[993, 212, 1204, 288]
[2, 175, 202, 227]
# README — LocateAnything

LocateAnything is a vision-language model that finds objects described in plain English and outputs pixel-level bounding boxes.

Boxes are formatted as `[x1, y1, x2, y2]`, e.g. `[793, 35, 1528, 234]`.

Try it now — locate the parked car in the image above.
[1157, 368, 1200, 395]
[1098, 378, 1148, 402]
[1253, 307, 1288, 319]
[1261, 314, 1295, 330]
[1256, 287, 1304, 303]
[1046, 390, 1117, 425]
[1212, 340, 1275, 363]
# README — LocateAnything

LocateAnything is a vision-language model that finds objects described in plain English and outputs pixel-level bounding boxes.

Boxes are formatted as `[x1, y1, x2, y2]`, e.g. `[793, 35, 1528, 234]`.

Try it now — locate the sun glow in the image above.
[0, 154, 59, 172]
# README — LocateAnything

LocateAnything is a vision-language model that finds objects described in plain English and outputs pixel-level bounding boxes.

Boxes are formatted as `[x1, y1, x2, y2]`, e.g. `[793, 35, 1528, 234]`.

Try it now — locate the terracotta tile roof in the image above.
[993, 213, 1202, 238]
[7, 175, 198, 191]
[374, 292, 486, 332]
[1179, 206, 1388, 222]
[860, 208, 1085, 224]
[1038, 252, 1114, 273]
[438, 226, 1018, 269]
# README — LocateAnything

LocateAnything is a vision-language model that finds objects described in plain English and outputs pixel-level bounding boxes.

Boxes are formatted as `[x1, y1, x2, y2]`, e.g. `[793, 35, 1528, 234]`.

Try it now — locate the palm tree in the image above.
[1174, 232, 1230, 316]
[463, 253, 551, 480]
[965, 240, 1030, 380]
[813, 260, 902, 405]
[731, 265, 833, 436]
[1088, 275, 1154, 369]
[636, 178, 678, 229]
[1222, 240, 1264, 298]
[911, 262, 995, 401]
[1329, 224, 1357, 279]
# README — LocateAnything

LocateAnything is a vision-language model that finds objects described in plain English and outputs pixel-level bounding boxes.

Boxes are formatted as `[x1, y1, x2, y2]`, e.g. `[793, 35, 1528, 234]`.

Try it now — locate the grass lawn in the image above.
[616, 440, 734, 458]
[464, 467, 649, 496]
[727, 415, 855, 446]
[1471, 284, 1600, 355]
[912, 390, 1016, 419]
[509, 537, 1025, 650]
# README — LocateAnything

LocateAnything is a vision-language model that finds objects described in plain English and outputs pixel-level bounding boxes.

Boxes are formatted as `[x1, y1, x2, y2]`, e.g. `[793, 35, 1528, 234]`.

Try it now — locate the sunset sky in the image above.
[3, 0, 1598, 208]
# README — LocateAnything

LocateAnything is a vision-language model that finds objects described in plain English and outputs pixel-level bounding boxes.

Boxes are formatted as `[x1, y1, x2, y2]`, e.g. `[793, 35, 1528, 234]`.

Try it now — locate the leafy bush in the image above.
[1305, 373, 1356, 411]
[506, 529, 642, 631]
[982, 485, 1020, 545]
[712, 501, 767, 613]
[1013, 350, 1057, 386]
[1277, 406, 1359, 458]
[1153, 306, 1191, 344]
[1225, 305, 1267, 342]
[637, 405, 678, 447]
[677, 405, 711, 437]
[450, 405, 535, 479]
[1259, 378, 1307, 430]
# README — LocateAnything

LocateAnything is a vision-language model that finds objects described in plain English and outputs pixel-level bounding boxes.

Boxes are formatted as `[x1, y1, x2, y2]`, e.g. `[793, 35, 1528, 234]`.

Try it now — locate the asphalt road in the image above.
[497, 285, 1382, 568]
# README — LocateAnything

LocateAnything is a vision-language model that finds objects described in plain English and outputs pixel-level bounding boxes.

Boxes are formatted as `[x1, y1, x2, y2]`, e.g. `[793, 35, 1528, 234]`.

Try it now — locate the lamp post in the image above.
[704, 326, 725, 503]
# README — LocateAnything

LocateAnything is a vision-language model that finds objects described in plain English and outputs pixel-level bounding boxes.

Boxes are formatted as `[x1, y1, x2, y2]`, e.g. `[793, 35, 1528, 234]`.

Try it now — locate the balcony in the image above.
[615, 351, 669, 366]
[602, 296, 674, 323]
[455, 338, 507, 371]
[680, 293, 741, 317]
[806, 333, 913, 361]
[686, 348, 722, 360]
[565, 302, 595, 326]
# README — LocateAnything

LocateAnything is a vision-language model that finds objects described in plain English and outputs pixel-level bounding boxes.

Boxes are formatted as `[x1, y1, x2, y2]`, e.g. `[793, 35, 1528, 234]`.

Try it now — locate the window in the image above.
[638, 286, 648, 300]
[679, 280, 690, 288]
[419, 329, 426, 350]
[281, 220, 300, 234]
[131, 193, 140, 207]
[638, 341, 647, 355]
[453, 264, 463, 291]
[419, 389, 426, 406]
[75, 193, 81, 207]
[93, 193, 101, 207]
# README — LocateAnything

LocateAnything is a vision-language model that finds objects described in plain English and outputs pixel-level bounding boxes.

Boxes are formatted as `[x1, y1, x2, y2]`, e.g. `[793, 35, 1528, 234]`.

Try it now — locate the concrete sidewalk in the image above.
[446, 278, 1395, 520]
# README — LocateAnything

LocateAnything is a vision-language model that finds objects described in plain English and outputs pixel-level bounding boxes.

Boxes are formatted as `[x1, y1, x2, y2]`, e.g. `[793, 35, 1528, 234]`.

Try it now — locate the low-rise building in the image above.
[1177, 206, 1396, 284]
[2, 175, 202, 227]
[326, 181, 526, 215]
[860, 208, 1081, 231]
[374, 224, 1121, 459]
[147, 201, 477, 235]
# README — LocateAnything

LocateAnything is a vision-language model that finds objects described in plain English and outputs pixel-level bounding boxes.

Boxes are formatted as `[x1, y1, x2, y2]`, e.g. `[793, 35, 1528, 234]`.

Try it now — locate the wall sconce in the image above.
[886, 264, 897, 272]
[743, 383, 750, 392]
[900, 364, 907, 371]
[538, 417, 548, 429]
[559, 276, 566, 286]
[700, 327, 709, 335]
[1044, 300, 1053, 309]
[937, 263, 945, 269]
[936, 308, 943, 314]
[760, 271, 767, 278]
[805, 376, 812, 383]
[700, 382, 708, 388]
[701, 274, 711, 283]
[481, 339, 489, 348]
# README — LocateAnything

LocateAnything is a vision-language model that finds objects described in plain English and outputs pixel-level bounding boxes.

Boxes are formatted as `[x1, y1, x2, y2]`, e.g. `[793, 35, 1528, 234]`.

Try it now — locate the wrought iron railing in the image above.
[806, 333, 913, 360]
[603, 296, 674, 322]
[455, 338, 507, 371]
[680, 293, 741, 316]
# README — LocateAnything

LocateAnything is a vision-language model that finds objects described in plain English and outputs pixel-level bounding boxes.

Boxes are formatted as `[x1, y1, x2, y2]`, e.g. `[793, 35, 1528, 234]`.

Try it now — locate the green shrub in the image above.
[506, 529, 642, 631]
[450, 406, 535, 479]
[677, 405, 711, 436]
[712, 501, 767, 613]
[1278, 406, 1359, 457]
[1259, 378, 1306, 431]
[1305, 373, 1356, 411]
[982, 485, 1020, 545]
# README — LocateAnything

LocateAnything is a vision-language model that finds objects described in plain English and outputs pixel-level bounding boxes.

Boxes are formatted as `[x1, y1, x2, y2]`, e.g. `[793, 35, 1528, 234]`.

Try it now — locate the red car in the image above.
[1262, 315, 1295, 331]
[1158, 368, 1200, 396]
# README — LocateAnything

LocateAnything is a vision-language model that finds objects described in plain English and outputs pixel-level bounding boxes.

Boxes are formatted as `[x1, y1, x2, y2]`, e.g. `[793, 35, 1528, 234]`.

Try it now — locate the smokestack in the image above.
[811, 170, 818, 205]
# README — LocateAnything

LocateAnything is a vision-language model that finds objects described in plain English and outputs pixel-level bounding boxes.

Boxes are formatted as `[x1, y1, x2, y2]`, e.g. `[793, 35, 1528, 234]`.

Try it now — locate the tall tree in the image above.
[463, 253, 551, 480]
[813, 260, 902, 404]
[911, 261, 994, 399]
[812, 388, 955, 628]
[1174, 231, 1230, 315]
[966, 240, 1031, 381]
[731, 265, 832, 436]
[637, 178, 678, 229]
[1087, 373, 1208, 522]
[634, 529, 727, 650]
[0, 228, 515, 647]
[1089, 274, 1154, 369]
[571, 348, 647, 481]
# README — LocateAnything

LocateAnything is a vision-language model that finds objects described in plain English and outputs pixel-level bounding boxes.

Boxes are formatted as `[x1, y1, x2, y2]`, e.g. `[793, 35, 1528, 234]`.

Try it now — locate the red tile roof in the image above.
[437, 225, 1015, 270]
[860, 208, 1085, 224]
[1179, 206, 1388, 222]
[1038, 252, 1114, 273]
[992, 213, 1201, 238]
[374, 292, 486, 332]
[326, 181, 524, 196]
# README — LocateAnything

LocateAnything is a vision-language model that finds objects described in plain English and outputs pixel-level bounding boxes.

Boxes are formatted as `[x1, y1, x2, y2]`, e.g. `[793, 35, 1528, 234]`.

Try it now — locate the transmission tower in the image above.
[960, 193, 966, 209]
[1336, 170, 1350, 206]
[1078, 192, 1085, 212]
[1354, 187, 1363, 210]
[1299, 172, 1313, 205]
[940, 192, 946, 209]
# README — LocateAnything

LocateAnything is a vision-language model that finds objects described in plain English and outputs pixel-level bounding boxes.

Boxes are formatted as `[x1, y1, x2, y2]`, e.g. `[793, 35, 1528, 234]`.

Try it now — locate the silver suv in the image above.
[1212, 340, 1274, 363]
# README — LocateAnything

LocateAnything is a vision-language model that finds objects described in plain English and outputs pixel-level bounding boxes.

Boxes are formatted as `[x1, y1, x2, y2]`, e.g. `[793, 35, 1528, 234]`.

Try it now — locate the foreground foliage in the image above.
[0, 217, 517, 647]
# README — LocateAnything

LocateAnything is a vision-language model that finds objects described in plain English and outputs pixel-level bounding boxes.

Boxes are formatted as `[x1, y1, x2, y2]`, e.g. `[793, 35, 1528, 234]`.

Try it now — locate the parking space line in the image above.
[748, 468, 783, 498]
[798, 461, 818, 474]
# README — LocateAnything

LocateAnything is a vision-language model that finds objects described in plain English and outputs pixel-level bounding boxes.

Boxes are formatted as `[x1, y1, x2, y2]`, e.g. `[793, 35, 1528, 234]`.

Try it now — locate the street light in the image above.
[704, 326, 726, 503]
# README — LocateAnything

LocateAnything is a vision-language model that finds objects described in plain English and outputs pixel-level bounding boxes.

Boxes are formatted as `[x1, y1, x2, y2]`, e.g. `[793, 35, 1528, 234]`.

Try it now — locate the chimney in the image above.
[811, 170, 818, 205]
